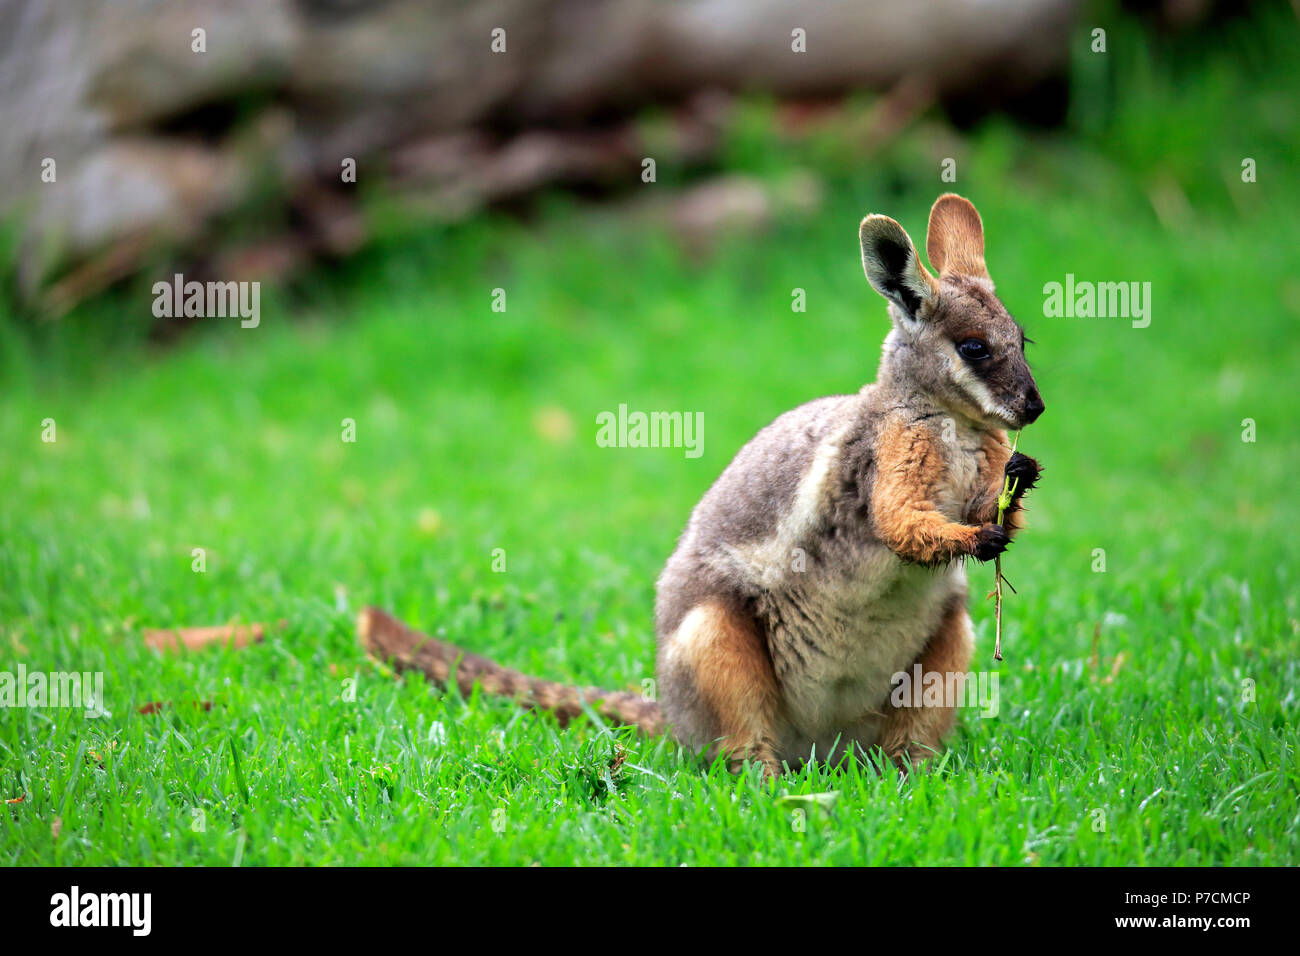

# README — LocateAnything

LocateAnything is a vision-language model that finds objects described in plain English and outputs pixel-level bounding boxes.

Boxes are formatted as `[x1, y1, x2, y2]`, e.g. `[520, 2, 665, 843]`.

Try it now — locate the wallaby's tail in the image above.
[357, 606, 665, 735]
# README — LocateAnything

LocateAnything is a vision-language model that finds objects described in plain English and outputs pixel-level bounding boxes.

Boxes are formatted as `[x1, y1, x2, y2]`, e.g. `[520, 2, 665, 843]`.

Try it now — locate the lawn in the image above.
[1, 10, 1297, 865]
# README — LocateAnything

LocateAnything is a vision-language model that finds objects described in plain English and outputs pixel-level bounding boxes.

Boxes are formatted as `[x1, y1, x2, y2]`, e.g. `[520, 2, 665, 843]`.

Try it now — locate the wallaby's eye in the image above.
[957, 338, 991, 361]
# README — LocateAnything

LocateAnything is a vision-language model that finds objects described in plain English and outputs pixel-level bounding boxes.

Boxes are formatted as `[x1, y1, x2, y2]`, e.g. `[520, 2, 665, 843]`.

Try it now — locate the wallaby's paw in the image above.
[972, 523, 1010, 561]
[1004, 451, 1041, 494]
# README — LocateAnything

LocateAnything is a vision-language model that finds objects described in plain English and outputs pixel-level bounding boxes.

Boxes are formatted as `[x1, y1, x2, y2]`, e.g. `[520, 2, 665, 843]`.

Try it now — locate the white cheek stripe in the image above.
[950, 352, 1018, 426]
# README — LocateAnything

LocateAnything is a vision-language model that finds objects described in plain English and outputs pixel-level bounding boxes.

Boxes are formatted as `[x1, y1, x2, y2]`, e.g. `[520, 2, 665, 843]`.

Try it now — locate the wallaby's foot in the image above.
[727, 746, 781, 779]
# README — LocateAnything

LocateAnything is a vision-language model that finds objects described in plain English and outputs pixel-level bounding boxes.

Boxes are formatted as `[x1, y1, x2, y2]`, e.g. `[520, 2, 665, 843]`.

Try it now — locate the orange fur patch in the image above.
[878, 598, 974, 764]
[677, 603, 780, 773]
[872, 418, 980, 564]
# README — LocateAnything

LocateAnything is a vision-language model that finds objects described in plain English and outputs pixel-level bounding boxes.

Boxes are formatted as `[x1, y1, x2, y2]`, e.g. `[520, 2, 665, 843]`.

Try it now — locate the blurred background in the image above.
[3, 0, 1086, 312]
[3, 0, 1291, 317]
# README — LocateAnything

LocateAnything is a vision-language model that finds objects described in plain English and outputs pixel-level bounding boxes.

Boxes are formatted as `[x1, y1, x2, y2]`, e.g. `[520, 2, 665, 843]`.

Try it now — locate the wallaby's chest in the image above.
[759, 552, 964, 746]
[755, 421, 984, 741]
[931, 426, 987, 520]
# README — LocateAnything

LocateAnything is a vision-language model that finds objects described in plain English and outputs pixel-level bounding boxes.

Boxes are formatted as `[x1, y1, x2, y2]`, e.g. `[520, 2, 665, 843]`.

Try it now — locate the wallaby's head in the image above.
[859, 193, 1044, 431]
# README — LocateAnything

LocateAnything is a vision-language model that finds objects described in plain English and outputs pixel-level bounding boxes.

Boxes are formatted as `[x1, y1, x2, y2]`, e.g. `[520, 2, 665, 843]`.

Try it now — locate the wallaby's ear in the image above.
[926, 193, 989, 280]
[859, 214, 937, 321]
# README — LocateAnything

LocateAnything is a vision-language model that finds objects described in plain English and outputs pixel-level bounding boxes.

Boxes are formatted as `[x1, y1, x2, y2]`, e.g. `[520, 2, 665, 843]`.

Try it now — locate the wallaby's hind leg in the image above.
[878, 595, 974, 768]
[658, 602, 782, 776]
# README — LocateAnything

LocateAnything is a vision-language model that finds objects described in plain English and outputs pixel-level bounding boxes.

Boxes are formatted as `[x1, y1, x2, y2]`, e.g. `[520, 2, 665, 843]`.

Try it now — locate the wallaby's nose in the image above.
[1023, 389, 1045, 424]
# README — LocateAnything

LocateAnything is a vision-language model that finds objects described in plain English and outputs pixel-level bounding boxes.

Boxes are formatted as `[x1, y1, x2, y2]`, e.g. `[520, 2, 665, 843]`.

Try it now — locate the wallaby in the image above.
[360, 193, 1043, 776]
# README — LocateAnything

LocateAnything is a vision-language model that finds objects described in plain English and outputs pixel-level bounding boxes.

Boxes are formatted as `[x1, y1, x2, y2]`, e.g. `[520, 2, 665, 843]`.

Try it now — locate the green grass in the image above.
[1, 8, 1298, 865]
